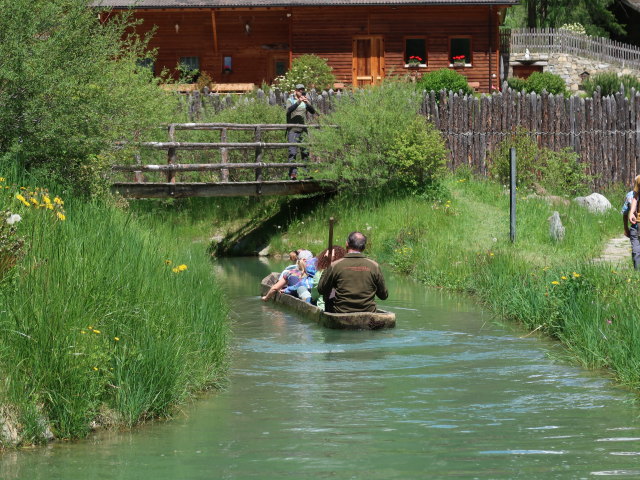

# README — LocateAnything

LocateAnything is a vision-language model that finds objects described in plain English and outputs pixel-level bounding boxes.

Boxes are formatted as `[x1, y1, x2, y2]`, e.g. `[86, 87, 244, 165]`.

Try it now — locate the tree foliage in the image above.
[0, 0, 176, 196]
[272, 54, 336, 93]
[505, 0, 625, 38]
[310, 82, 447, 191]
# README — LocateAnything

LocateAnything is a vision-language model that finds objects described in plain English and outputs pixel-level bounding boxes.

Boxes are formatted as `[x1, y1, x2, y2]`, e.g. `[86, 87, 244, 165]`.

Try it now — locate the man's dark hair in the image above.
[347, 231, 367, 252]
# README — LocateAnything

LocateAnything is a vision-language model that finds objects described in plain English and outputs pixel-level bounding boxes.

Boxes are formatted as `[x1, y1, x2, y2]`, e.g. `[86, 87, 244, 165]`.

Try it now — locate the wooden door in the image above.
[268, 54, 289, 84]
[352, 36, 385, 87]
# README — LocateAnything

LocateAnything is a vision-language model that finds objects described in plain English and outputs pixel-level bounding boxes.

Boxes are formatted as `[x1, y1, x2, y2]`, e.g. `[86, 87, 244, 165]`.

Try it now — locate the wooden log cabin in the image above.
[97, 0, 518, 92]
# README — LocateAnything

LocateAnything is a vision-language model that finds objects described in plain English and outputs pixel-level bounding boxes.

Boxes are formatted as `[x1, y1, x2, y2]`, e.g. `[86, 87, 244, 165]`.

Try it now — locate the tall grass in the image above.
[0, 189, 228, 444]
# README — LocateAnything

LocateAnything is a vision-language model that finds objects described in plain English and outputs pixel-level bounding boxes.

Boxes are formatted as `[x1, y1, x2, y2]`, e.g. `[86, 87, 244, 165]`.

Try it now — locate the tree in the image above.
[508, 0, 625, 38]
[0, 0, 175, 196]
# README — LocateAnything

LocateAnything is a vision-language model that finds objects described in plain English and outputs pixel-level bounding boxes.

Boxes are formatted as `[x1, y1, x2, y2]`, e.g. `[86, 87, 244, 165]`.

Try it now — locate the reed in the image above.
[0, 194, 229, 444]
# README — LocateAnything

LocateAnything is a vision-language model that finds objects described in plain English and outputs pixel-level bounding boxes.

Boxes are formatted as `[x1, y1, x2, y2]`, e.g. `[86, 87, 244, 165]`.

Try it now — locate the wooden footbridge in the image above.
[111, 123, 337, 198]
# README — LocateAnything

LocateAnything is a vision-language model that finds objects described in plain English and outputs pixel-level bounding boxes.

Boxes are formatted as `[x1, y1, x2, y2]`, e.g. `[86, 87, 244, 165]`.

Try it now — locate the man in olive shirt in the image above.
[317, 232, 388, 313]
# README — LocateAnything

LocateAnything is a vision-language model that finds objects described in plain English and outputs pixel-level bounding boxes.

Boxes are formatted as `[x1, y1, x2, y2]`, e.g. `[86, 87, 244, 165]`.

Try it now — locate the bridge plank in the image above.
[111, 180, 337, 198]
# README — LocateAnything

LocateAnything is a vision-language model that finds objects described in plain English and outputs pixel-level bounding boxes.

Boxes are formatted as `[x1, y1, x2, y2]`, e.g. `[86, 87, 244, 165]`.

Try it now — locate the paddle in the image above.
[327, 217, 334, 258]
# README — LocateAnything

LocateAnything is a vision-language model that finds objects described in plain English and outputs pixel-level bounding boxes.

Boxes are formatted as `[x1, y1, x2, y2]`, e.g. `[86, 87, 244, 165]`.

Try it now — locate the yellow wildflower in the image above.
[572, 272, 580, 278]
[93, 367, 98, 371]
[53, 197, 63, 205]
[551, 281, 560, 285]
[81, 330, 86, 334]
[165, 260, 172, 265]
[56, 212, 66, 221]
[561, 276, 567, 280]
[43, 196, 51, 204]
[0, 177, 4, 182]
[172, 267, 180, 273]
[93, 329, 100, 334]
[178, 264, 188, 271]
[114, 337, 120, 341]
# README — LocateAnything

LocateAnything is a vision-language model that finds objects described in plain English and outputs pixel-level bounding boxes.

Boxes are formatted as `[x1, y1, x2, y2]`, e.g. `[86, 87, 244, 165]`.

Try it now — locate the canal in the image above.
[3, 258, 640, 479]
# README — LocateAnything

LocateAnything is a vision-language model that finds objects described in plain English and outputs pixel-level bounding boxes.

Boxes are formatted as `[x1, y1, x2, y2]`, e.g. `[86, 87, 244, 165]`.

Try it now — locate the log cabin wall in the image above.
[128, 5, 506, 91]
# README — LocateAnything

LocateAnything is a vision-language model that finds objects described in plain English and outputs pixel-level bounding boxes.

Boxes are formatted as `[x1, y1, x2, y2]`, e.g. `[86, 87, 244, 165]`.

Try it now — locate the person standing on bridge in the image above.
[317, 232, 388, 313]
[286, 84, 316, 180]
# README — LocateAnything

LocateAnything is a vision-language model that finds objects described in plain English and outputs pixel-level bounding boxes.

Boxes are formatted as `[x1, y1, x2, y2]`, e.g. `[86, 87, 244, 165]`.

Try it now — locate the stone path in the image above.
[593, 235, 632, 265]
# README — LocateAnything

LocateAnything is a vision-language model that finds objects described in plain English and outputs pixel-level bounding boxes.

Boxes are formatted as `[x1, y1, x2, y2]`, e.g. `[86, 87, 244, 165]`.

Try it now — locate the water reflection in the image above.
[4, 257, 640, 479]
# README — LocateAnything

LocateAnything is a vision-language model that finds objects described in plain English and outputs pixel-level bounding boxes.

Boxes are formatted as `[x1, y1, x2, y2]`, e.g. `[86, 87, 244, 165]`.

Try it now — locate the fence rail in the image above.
[506, 28, 640, 69]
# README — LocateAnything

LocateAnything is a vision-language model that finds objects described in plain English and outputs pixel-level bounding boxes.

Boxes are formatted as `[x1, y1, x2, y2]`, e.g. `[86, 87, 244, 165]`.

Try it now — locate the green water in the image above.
[3, 258, 640, 479]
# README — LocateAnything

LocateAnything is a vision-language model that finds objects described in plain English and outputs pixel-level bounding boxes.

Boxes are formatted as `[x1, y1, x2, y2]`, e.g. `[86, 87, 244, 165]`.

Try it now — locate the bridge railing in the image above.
[111, 122, 337, 198]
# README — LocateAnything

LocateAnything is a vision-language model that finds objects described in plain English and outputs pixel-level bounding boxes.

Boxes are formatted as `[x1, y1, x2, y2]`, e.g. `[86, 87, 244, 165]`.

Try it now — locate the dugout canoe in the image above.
[260, 272, 396, 330]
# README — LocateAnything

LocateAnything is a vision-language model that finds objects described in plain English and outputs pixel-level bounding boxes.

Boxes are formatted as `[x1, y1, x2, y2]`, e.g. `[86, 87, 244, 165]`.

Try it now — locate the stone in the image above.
[548, 211, 565, 242]
[0, 408, 20, 446]
[573, 193, 612, 213]
[258, 245, 270, 256]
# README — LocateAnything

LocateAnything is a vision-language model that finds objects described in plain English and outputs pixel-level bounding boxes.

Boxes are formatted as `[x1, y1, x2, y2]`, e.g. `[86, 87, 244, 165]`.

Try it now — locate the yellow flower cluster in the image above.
[550, 272, 581, 285]
[166, 260, 188, 273]
[14, 187, 66, 221]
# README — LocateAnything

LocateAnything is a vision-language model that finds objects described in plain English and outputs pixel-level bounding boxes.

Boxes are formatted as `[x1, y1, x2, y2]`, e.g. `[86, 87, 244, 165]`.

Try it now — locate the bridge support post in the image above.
[220, 127, 229, 182]
[254, 126, 263, 183]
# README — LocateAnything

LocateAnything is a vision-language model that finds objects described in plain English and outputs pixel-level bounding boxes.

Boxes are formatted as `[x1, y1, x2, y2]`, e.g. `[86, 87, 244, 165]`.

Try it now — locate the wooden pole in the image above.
[211, 10, 218, 54]
[510, 147, 516, 243]
[328, 217, 335, 253]
[254, 126, 263, 182]
[220, 127, 229, 181]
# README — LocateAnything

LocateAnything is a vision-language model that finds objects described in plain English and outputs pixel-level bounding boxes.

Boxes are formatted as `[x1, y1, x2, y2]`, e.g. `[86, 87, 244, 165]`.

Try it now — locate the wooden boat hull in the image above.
[261, 273, 396, 330]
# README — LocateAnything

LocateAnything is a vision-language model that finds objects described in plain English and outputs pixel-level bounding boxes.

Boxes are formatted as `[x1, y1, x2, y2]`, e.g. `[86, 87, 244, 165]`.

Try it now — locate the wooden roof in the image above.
[95, 0, 519, 7]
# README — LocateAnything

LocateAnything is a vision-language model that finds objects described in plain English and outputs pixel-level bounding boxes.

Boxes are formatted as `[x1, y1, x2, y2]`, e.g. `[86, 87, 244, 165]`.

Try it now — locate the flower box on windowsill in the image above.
[450, 62, 470, 68]
[405, 63, 426, 68]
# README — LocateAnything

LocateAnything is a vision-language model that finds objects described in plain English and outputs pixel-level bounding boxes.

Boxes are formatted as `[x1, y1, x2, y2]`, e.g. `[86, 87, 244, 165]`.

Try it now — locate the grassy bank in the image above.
[0, 183, 229, 446]
[228, 175, 640, 391]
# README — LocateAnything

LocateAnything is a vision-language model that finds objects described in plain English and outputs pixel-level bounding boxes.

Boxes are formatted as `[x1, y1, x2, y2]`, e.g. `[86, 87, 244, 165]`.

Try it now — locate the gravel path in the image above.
[593, 235, 632, 266]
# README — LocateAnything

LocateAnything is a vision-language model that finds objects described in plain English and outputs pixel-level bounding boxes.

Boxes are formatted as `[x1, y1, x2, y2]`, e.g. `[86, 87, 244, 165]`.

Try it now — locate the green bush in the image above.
[541, 147, 595, 196]
[488, 127, 593, 195]
[416, 68, 473, 101]
[0, 0, 177, 197]
[507, 76, 528, 92]
[582, 72, 640, 98]
[310, 82, 447, 190]
[386, 117, 447, 190]
[524, 71, 568, 96]
[272, 54, 336, 92]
